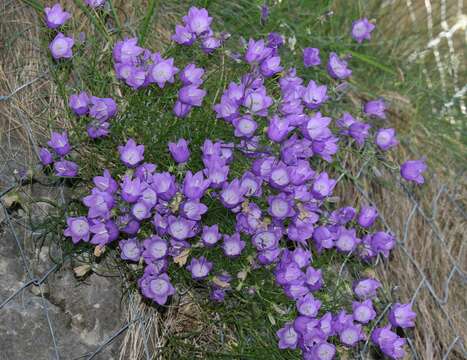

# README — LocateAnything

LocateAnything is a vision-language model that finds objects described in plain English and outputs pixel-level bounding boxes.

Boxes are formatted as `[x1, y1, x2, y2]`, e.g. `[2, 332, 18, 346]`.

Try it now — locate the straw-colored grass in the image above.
[1, 1, 465, 359]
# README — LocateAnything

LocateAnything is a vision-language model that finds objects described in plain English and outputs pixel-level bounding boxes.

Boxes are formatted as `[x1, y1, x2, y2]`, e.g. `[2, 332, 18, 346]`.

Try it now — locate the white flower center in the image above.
[356, 306, 370, 321]
[255, 232, 275, 249]
[271, 169, 289, 186]
[242, 179, 257, 196]
[191, 18, 207, 34]
[354, 23, 367, 37]
[224, 241, 240, 256]
[132, 203, 147, 220]
[284, 328, 297, 344]
[120, 65, 132, 79]
[150, 241, 167, 259]
[314, 181, 327, 193]
[192, 263, 209, 277]
[272, 199, 288, 217]
[124, 242, 139, 258]
[341, 328, 358, 344]
[318, 345, 333, 360]
[170, 221, 188, 239]
[222, 189, 237, 205]
[378, 132, 390, 145]
[152, 63, 170, 82]
[53, 38, 68, 56]
[142, 189, 157, 204]
[203, 232, 217, 244]
[245, 93, 263, 112]
[150, 278, 168, 295]
[300, 303, 315, 316]
[72, 219, 89, 235]
[49, 12, 62, 23]
[239, 119, 254, 133]
[337, 234, 354, 251]
[122, 150, 138, 165]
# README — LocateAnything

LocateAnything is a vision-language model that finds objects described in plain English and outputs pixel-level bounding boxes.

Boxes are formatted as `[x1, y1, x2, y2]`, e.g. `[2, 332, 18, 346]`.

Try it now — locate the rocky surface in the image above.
[0, 192, 126, 360]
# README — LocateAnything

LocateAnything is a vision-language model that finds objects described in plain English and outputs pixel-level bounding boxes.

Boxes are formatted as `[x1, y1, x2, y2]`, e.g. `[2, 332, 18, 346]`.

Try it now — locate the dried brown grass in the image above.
[1, 1, 466, 359]
[119, 289, 237, 359]
[0, 1, 62, 187]
[335, 111, 466, 359]
[372, 173, 467, 359]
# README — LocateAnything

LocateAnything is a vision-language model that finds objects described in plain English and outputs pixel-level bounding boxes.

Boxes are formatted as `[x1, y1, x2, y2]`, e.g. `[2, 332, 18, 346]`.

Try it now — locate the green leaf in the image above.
[139, 0, 156, 45]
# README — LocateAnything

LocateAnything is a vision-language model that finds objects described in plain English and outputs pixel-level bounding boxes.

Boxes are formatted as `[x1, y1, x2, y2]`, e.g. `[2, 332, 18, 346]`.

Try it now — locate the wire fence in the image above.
[350, 167, 467, 360]
[0, 0, 465, 359]
[398, 0, 466, 117]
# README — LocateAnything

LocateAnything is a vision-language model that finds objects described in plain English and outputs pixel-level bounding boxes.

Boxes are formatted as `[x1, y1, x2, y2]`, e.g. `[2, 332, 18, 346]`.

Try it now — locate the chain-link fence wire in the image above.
[376, 0, 466, 118]
[350, 163, 466, 359]
[1, 0, 465, 359]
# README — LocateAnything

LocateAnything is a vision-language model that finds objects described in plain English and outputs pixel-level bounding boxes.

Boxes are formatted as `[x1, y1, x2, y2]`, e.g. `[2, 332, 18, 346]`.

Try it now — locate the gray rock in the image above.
[0, 214, 125, 360]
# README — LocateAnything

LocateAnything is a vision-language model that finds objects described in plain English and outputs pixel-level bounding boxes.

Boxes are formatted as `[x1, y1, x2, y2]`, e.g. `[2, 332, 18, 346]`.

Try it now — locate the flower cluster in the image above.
[39, 4, 428, 359]
[44, 4, 71, 29]
[44, 3, 74, 60]
[112, 36, 209, 118]
[46, 1, 106, 59]
[69, 92, 117, 138]
[171, 6, 223, 54]
[63, 136, 240, 304]
[39, 131, 78, 177]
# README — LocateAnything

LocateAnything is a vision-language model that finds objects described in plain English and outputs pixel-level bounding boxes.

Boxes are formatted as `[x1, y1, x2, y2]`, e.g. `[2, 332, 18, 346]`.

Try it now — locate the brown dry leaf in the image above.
[261, 217, 272, 228]
[73, 264, 92, 277]
[362, 268, 377, 279]
[241, 200, 250, 213]
[271, 303, 288, 316]
[212, 276, 230, 289]
[94, 245, 106, 257]
[174, 248, 191, 267]
[237, 270, 248, 281]
[2, 193, 20, 208]
[267, 313, 276, 325]
[169, 192, 183, 213]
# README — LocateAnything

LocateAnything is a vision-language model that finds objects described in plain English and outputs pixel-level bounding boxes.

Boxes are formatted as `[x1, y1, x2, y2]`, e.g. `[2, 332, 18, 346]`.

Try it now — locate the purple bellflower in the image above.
[168, 139, 190, 163]
[351, 18, 375, 43]
[400, 159, 427, 185]
[89, 96, 117, 122]
[49, 33, 74, 60]
[388, 303, 416, 329]
[44, 4, 71, 29]
[54, 160, 78, 177]
[187, 256, 213, 280]
[69, 91, 91, 116]
[118, 139, 145, 168]
[303, 47, 321, 67]
[327, 52, 352, 79]
[364, 99, 386, 119]
[64, 216, 90, 244]
[47, 131, 71, 156]
[201, 224, 222, 247]
[222, 233, 246, 257]
[375, 128, 398, 151]
[139, 273, 176, 306]
[119, 238, 142, 262]
[183, 7, 212, 35]
[353, 278, 381, 299]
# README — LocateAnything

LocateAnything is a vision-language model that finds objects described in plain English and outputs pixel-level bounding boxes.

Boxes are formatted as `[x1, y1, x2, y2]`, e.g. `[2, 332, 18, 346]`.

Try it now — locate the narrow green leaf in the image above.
[20, 0, 43, 12]
[72, 0, 111, 42]
[107, 0, 123, 35]
[348, 50, 396, 75]
[139, 0, 156, 45]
